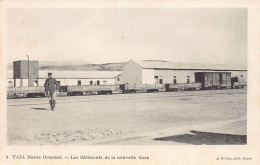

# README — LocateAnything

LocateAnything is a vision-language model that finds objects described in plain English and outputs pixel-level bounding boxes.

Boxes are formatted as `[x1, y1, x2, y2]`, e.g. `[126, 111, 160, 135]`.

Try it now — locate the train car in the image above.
[165, 83, 201, 92]
[195, 72, 231, 89]
[7, 86, 46, 98]
[231, 77, 247, 89]
[67, 85, 121, 96]
[120, 84, 164, 93]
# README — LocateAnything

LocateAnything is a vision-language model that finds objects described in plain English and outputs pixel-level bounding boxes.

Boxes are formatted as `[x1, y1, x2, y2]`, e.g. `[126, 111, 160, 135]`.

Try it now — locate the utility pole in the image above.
[27, 55, 30, 86]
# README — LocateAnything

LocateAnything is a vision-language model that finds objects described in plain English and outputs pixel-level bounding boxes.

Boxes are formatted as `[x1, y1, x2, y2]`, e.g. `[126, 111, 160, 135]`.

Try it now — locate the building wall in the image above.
[13, 61, 39, 79]
[142, 69, 155, 84]
[8, 78, 116, 87]
[38, 78, 115, 86]
[231, 71, 247, 85]
[120, 60, 143, 85]
[7, 79, 14, 87]
[9, 79, 30, 87]
[144, 69, 247, 85]
[114, 75, 122, 85]
[153, 70, 196, 84]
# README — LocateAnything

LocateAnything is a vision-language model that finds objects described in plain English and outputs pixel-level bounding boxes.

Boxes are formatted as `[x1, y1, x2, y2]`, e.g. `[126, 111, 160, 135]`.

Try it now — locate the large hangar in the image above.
[115, 60, 247, 87]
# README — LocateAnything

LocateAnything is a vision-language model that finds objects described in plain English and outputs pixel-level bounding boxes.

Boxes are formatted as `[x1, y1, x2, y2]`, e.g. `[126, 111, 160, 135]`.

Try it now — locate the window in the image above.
[159, 79, 163, 84]
[173, 76, 177, 84]
[117, 78, 120, 81]
[90, 81, 93, 85]
[187, 76, 190, 83]
[155, 76, 158, 78]
[77, 80, 81, 86]
[103, 80, 107, 85]
[97, 80, 100, 85]
[241, 75, 243, 77]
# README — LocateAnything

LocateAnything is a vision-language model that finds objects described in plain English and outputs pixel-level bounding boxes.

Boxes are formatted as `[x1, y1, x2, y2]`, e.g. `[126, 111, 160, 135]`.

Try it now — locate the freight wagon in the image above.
[120, 84, 165, 93]
[165, 83, 202, 92]
[7, 86, 45, 98]
[67, 85, 121, 96]
[195, 72, 231, 89]
[7, 78, 242, 99]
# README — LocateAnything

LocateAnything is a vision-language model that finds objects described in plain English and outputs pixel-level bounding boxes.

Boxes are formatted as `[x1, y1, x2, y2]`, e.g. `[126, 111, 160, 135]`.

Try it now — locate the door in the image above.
[154, 76, 158, 84]
[77, 80, 81, 86]
[219, 73, 223, 85]
[231, 77, 238, 88]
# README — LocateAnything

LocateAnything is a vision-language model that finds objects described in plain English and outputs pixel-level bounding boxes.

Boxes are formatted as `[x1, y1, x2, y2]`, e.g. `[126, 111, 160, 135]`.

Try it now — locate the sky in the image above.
[7, 8, 247, 65]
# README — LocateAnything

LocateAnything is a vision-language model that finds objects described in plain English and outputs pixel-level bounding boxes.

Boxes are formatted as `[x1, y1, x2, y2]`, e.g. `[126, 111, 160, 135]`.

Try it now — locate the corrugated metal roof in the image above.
[135, 60, 247, 70]
[7, 71, 121, 79]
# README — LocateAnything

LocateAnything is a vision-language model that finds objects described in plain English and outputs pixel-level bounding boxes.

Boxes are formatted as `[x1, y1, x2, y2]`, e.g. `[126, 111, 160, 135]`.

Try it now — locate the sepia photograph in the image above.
[1, 0, 260, 164]
[6, 8, 247, 145]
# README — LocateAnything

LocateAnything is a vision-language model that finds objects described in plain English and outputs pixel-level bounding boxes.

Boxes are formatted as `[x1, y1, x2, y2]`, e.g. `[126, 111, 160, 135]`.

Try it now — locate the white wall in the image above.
[12, 79, 29, 87]
[7, 79, 13, 87]
[114, 75, 122, 85]
[38, 78, 115, 86]
[153, 69, 247, 85]
[142, 69, 155, 84]
[231, 71, 247, 85]
[154, 70, 195, 84]
[120, 60, 143, 85]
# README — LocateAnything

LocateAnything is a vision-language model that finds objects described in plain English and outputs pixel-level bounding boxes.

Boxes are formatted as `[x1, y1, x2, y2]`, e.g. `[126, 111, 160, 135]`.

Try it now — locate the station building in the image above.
[8, 60, 247, 88]
[37, 71, 121, 86]
[115, 60, 247, 86]
[7, 60, 121, 87]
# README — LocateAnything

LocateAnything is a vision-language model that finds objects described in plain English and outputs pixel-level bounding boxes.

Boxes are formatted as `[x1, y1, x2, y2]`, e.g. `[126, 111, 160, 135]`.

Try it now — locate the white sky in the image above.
[7, 8, 247, 65]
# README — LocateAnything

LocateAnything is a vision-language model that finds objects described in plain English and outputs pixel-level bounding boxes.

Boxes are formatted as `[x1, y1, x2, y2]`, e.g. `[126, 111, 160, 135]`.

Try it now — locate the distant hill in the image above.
[39, 60, 91, 66]
[7, 60, 126, 71]
[39, 62, 126, 71]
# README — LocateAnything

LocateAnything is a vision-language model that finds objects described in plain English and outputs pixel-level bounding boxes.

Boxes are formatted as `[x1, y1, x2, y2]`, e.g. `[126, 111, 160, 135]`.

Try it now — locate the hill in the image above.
[7, 61, 126, 71]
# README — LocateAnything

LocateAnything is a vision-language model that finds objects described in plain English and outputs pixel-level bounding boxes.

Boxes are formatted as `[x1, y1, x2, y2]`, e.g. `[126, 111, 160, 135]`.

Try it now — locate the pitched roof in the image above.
[135, 60, 247, 71]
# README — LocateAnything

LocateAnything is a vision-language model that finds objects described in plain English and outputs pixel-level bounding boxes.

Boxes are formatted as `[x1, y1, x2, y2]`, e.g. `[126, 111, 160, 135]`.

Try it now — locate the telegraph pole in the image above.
[27, 55, 30, 86]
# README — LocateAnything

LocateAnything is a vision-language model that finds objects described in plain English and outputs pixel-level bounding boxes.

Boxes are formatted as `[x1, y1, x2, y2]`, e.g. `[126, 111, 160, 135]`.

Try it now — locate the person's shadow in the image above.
[32, 108, 48, 111]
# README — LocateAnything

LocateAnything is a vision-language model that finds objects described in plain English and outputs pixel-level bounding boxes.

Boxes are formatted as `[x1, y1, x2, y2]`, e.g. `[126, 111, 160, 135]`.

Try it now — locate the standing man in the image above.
[44, 73, 59, 111]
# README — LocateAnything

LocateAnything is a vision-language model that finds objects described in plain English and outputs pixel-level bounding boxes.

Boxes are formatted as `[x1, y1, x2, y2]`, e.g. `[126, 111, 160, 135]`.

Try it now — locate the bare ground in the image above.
[7, 89, 247, 145]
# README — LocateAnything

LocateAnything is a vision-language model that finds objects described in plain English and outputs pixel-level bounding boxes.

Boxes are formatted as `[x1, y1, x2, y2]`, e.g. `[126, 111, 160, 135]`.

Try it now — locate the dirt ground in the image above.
[7, 89, 247, 145]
